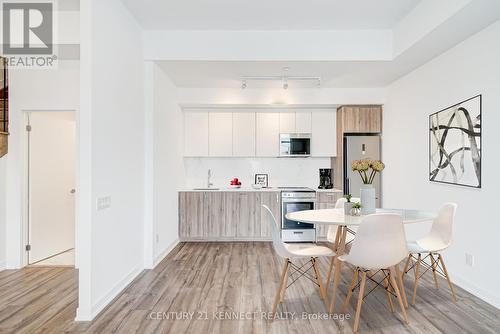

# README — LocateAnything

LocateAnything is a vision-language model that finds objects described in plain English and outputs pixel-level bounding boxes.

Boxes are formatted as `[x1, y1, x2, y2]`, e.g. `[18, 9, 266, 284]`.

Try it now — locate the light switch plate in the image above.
[465, 253, 474, 267]
[97, 196, 112, 211]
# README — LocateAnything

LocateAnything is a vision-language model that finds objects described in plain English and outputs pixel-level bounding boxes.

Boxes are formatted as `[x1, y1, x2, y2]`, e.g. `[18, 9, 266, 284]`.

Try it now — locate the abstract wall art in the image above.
[429, 95, 481, 188]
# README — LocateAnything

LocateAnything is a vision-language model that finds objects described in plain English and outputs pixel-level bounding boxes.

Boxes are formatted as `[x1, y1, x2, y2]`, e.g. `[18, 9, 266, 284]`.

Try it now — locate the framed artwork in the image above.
[254, 174, 269, 188]
[429, 95, 481, 188]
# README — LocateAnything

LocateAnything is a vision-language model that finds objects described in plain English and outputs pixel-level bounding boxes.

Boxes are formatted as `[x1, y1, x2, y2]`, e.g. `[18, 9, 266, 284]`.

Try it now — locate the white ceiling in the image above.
[158, 61, 396, 88]
[122, 0, 420, 30]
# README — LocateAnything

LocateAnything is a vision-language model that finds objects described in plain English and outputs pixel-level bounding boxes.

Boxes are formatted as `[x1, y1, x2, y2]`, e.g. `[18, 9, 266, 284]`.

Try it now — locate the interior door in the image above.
[28, 111, 76, 264]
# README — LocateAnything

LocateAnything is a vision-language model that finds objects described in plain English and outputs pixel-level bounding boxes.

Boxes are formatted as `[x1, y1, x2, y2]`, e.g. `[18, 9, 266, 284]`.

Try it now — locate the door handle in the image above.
[70, 189, 76, 194]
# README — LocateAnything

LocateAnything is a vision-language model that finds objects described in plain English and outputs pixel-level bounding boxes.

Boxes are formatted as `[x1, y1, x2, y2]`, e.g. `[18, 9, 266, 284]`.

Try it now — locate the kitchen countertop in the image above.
[179, 187, 342, 193]
[315, 188, 343, 193]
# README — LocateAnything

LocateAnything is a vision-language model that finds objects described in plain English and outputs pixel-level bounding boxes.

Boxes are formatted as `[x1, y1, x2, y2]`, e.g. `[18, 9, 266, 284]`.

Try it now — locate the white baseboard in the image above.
[154, 238, 179, 267]
[451, 271, 500, 309]
[0, 260, 6, 272]
[75, 265, 143, 322]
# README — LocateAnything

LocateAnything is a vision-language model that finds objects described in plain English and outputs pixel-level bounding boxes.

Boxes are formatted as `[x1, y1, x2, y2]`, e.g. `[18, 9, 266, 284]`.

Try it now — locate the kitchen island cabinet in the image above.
[179, 190, 280, 241]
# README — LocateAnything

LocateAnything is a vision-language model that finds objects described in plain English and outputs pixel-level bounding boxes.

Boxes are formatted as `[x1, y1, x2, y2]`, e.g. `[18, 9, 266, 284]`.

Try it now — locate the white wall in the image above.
[184, 157, 331, 190]
[77, 0, 145, 320]
[0, 158, 6, 271]
[3, 61, 79, 269]
[150, 64, 184, 263]
[383, 20, 500, 308]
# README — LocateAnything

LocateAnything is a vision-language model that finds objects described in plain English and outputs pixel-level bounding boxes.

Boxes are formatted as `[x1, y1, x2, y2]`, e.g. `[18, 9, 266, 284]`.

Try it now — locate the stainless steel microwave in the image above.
[279, 133, 311, 157]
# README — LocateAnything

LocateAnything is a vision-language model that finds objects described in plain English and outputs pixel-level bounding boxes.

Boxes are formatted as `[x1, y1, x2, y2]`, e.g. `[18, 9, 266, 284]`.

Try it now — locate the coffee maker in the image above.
[318, 168, 333, 189]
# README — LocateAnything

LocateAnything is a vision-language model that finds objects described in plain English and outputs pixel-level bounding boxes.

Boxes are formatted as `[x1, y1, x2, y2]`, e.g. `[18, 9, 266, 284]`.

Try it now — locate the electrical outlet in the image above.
[465, 253, 474, 267]
[156, 234, 159, 243]
[96, 196, 112, 211]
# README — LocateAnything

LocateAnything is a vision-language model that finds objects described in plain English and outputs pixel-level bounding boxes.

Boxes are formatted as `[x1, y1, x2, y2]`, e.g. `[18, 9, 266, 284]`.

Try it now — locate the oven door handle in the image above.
[282, 199, 316, 203]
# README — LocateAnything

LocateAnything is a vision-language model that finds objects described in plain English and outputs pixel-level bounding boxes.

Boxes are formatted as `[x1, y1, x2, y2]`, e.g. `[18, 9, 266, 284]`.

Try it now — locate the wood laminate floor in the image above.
[0, 242, 499, 333]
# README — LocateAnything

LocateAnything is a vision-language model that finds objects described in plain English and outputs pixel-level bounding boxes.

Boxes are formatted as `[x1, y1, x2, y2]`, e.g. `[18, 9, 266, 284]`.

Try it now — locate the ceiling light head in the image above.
[283, 80, 289, 90]
[241, 80, 247, 89]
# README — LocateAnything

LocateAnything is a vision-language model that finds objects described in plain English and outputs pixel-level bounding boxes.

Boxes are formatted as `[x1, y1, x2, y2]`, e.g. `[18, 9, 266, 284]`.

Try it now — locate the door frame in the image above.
[21, 109, 77, 267]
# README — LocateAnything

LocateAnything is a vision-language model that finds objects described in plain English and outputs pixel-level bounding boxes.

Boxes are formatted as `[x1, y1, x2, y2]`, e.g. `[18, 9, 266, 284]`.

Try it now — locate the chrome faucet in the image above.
[207, 169, 213, 188]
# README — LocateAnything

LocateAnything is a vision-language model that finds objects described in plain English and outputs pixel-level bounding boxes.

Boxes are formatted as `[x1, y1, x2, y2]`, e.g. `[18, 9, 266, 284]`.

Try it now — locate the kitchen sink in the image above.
[192, 188, 220, 191]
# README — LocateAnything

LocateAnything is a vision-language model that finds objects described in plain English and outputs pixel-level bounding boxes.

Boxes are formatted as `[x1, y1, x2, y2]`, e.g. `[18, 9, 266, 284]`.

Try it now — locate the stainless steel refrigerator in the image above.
[343, 135, 382, 207]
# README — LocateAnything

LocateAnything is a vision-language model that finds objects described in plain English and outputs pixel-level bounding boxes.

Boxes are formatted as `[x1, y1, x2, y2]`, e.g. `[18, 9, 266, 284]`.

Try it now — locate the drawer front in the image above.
[317, 192, 341, 204]
[281, 229, 316, 242]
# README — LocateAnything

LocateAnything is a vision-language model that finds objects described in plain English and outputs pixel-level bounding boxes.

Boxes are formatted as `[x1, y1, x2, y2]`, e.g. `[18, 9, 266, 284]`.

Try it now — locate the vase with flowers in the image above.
[352, 159, 385, 214]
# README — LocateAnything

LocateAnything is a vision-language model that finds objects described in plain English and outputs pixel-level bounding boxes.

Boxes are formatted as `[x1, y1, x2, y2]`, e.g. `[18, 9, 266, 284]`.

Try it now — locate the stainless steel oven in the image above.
[280, 188, 316, 242]
[280, 133, 311, 157]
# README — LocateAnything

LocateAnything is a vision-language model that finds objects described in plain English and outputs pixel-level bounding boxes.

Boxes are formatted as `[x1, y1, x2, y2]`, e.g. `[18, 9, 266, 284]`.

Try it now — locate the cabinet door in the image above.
[256, 113, 280, 157]
[311, 111, 337, 157]
[295, 112, 312, 133]
[209, 113, 233, 156]
[316, 202, 336, 239]
[317, 192, 340, 204]
[233, 113, 256, 156]
[342, 106, 382, 133]
[279, 113, 295, 133]
[184, 112, 209, 156]
[207, 192, 226, 238]
[226, 192, 261, 238]
[260, 192, 281, 238]
[179, 192, 209, 239]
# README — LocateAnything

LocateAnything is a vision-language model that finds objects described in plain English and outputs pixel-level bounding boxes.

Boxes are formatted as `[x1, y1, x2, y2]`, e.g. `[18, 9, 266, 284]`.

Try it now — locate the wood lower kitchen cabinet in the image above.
[179, 192, 209, 239]
[315, 191, 342, 240]
[260, 191, 281, 238]
[179, 190, 280, 241]
[226, 192, 261, 238]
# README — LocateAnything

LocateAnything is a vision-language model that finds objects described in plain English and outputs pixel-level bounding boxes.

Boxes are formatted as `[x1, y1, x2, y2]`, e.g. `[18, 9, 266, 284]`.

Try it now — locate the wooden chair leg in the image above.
[353, 271, 367, 332]
[384, 271, 395, 313]
[324, 256, 336, 298]
[390, 267, 410, 325]
[271, 259, 290, 318]
[333, 226, 342, 251]
[312, 257, 327, 301]
[394, 264, 408, 308]
[280, 259, 290, 303]
[328, 258, 342, 314]
[430, 253, 439, 289]
[438, 254, 457, 302]
[412, 254, 422, 305]
[402, 254, 412, 279]
[342, 268, 359, 313]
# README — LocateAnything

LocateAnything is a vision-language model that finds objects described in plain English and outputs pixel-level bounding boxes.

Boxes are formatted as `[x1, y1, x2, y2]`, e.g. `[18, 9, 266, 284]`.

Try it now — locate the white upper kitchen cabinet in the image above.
[184, 112, 209, 156]
[209, 112, 233, 156]
[233, 113, 256, 156]
[279, 113, 295, 133]
[311, 111, 337, 157]
[295, 112, 312, 133]
[256, 113, 280, 157]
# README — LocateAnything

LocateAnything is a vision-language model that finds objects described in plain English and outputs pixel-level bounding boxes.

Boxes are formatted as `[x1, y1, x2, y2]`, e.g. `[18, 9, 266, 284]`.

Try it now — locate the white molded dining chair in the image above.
[331, 213, 409, 332]
[324, 197, 360, 294]
[262, 205, 335, 317]
[402, 203, 458, 304]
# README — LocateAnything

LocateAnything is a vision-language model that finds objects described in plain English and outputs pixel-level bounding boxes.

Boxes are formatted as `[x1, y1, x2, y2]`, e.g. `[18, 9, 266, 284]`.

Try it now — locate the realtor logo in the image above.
[2, 2, 53, 55]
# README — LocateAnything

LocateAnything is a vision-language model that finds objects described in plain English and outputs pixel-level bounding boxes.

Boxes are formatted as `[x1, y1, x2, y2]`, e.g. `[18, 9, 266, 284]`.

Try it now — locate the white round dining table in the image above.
[286, 208, 437, 226]
[286, 207, 436, 310]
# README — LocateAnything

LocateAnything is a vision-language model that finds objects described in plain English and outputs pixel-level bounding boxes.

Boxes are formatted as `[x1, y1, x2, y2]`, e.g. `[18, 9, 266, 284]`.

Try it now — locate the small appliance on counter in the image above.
[318, 168, 333, 189]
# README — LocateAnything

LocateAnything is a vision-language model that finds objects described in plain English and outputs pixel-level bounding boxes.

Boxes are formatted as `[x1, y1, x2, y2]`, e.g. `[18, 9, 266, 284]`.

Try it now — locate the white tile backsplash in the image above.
[184, 157, 332, 189]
